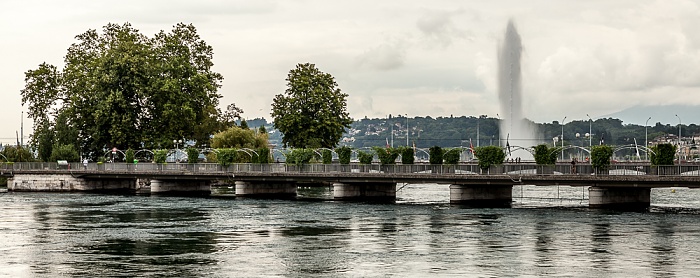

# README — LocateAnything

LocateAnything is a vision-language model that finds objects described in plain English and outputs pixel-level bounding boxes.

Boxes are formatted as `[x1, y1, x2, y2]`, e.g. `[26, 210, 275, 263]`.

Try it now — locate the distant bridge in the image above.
[3, 162, 700, 209]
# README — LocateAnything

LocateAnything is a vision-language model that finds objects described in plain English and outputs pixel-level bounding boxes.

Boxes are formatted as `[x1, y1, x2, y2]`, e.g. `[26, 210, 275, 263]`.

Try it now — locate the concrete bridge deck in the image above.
[4, 162, 700, 209]
[4, 162, 700, 188]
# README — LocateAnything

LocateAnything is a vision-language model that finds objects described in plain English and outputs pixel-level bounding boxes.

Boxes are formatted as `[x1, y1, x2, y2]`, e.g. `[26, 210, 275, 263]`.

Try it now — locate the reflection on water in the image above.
[1, 185, 700, 277]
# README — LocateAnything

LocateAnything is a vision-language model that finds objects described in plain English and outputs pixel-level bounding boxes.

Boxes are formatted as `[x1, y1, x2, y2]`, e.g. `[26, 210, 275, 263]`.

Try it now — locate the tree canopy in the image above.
[271, 63, 352, 148]
[21, 22, 236, 160]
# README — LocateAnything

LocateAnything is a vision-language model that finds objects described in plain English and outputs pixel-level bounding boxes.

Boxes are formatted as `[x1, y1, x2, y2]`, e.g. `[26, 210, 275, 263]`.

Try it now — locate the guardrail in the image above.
[3, 162, 700, 176]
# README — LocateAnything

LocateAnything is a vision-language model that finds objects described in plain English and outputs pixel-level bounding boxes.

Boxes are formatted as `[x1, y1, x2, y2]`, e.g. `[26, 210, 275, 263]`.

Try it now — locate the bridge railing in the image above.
[4, 162, 700, 177]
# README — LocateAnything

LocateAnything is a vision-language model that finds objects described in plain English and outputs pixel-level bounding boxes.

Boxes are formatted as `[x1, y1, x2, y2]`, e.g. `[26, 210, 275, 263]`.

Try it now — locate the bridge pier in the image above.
[333, 182, 396, 202]
[589, 187, 650, 210]
[449, 184, 513, 207]
[235, 181, 297, 199]
[150, 180, 211, 196]
[8, 174, 135, 192]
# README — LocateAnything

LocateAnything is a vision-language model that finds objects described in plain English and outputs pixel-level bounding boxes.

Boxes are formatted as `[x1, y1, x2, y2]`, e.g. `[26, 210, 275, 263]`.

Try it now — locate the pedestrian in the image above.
[83, 158, 88, 170]
[571, 158, 577, 174]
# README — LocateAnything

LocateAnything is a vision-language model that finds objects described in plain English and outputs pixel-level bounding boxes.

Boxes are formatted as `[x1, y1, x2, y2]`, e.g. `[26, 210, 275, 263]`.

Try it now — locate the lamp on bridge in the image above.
[173, 139, 182, 162]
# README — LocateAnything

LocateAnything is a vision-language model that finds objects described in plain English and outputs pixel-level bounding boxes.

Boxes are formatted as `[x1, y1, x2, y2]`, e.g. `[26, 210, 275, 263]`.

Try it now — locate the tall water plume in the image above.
[498, 20, 537, 159]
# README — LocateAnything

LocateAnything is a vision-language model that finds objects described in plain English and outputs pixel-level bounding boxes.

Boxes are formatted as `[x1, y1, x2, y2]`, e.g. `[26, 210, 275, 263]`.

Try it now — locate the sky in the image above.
[2, 0, 700, 145]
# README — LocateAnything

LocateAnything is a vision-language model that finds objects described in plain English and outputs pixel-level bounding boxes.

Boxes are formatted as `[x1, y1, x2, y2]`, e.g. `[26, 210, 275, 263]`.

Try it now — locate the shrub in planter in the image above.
[650, 143, 676, 165]
[591, 145, 613, 173]
[443, 148, 462, 164]
[429, 146, 444, 165]
[358, 150, 374, 165]
[473, 146, 505, 171]
[336, 146, 352, 164]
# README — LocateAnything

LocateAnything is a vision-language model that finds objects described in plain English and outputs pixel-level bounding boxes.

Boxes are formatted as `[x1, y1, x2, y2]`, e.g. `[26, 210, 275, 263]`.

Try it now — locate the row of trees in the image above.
[21, 23, 352, 163]
[21, 23, 243, 161]
[348, 116, 699, 150]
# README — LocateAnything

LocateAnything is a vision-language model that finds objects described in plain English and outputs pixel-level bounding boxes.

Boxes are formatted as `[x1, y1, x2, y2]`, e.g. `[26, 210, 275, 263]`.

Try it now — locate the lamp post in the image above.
[676, 114, 682, 161]
[561, 116, 567, 160]
[496, 113, 501, 147]
[389, 115, 393, 148]
[405, 114, 409, 146]
[476, 114, 487, 147]
[173, 139, 182, 162]
[645, 116, 652, 161]
[586, 114, 592, 148]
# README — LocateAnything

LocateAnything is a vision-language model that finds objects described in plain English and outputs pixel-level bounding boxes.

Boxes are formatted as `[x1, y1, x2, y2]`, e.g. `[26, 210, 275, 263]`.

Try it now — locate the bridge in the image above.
[3, 162, 700, 209]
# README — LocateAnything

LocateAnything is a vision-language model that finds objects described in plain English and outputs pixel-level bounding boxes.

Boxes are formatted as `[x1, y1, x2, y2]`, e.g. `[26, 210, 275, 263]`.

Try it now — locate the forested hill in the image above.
[246, 116, 700, 149]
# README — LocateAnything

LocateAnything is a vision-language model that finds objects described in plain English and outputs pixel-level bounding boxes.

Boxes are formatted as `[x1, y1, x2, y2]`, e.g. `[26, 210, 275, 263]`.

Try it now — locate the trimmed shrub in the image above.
[125, 149, 135, 163]
[322, 149, 332, 164]
[256, 147, 270, 164]
[400, 147, 414, 165]
[429, 146, 444, 165]
[650, 143, 676, 165]
[154, 150, 168, 164]
[186, 148, 199, 163]
[591, 145, 613, 172]
[286, 149, 314, 165]
[533, 144, 557, 165]
[444, 148, 462, 164]
[217, 148, 238, 166]
[336, 146, 352, 164]
[358, 151, 374, 164]
[50, 144, 80, 162]
[474, 146, 505, 170]
[373, 147, 399, 165]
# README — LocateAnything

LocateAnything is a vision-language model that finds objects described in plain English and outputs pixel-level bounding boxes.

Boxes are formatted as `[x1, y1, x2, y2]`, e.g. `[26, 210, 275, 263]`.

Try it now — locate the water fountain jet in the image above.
[498, 20, 537, 160]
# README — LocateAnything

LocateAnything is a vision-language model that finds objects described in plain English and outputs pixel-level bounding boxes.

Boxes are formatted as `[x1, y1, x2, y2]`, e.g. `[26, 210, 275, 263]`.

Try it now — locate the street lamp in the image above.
[173, 139, 182, 162]
[561, 116, 567, 160]
[496, 113, 501, 147]
[476, 114, 488, 147]
[675, 114, 681, 146]
[645, 116, 652, 161]
[405, 114, 409, 146]
[676, 114, 682, 161]
[586, 114, 592, 148]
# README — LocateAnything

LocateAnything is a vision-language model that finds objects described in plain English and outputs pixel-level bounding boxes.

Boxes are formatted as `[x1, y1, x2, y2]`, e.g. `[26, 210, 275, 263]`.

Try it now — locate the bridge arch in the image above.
[613, 144, 655, 159]
[134, 149, 154, 162]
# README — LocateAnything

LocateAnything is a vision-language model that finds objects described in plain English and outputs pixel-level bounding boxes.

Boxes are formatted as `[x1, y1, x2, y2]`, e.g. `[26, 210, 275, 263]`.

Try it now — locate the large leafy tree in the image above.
[21, 22, 229, 160]
[271, 63, 352, 148]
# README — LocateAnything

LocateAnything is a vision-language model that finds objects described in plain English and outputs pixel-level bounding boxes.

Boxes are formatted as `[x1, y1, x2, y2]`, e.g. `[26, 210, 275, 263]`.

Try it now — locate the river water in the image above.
[1, 185, 700, 277]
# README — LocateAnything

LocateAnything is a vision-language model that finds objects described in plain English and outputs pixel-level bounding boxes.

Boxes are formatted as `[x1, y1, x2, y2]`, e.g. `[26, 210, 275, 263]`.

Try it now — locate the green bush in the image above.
[474, 146, 505, 170]
[429, 146, 444, 165]
[443, 148, 462, 164]
[322, 149, 332, 164]
[154, 149, 168, 164]
[256, 147, 270, 164]
[373, 147, 399, 165]
[533, 144, 557, 165]
[50, 144, 80, 162]
[1, 145, 35, 162]
[400, 147, 414, 165]
[125, 149, 135, 163]
[336, 146, 352, 164]
[186, 147, 199, 163]
[358, 150, 374, 164]
[217, 148, 238, 166]
[285, 149, 314, 165]
[650, 143, 676, 165]
[591, 145, 613, 172]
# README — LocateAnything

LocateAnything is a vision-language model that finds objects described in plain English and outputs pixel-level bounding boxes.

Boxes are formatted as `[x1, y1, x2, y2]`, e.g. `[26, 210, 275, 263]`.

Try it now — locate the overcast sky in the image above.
[2, 0, 700, 144]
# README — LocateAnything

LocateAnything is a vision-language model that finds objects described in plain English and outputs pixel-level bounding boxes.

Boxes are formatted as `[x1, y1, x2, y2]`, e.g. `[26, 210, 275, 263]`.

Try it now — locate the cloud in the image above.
[356, 41, 408, 71]
[415, 9, 472, 47]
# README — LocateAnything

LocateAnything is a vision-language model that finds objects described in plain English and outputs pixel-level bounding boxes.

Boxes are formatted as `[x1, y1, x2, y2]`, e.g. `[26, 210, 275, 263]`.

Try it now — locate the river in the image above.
[1, 185, 699, 277]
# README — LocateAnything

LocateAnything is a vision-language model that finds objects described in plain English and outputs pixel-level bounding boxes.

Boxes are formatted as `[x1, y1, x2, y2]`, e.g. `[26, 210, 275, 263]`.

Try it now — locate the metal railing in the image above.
[3, 162, 700, 177]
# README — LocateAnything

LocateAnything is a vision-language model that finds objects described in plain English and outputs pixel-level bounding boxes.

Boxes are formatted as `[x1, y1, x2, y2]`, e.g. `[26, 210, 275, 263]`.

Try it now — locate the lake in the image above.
[1, 184, 699, 277]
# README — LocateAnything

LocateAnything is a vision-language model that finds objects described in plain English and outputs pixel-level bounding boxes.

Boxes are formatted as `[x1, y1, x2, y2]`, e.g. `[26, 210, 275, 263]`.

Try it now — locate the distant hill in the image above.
[600, 105, 700, 126]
